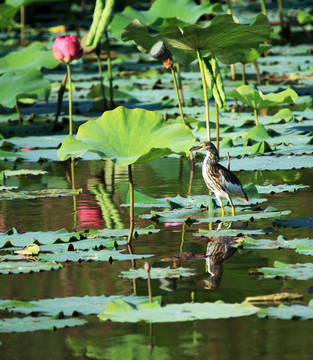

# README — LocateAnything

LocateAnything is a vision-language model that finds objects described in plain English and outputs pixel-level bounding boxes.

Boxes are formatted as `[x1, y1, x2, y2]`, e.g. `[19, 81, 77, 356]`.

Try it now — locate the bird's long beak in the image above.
[190, 143, 203, 151]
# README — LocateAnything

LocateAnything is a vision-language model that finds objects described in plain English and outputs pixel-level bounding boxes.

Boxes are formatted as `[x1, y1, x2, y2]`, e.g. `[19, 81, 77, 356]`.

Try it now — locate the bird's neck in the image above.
[205, 152, 219, 165]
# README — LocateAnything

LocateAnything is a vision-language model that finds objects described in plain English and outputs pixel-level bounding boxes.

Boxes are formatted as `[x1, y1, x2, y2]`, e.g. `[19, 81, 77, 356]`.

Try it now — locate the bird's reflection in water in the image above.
[204, 240, 237, 289]
[203, 220, 249, 289]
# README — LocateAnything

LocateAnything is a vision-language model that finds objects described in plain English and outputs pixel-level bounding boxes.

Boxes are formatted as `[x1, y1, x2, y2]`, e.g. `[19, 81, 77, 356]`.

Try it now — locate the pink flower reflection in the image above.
[77, 199, 104, 228]
[164, 222, 184, 233]
[0, 212, 6, 232]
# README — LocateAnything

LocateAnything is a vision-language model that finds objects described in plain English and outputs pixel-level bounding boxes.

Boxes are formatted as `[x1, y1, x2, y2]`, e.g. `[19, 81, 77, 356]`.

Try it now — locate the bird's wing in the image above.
[218, 165, 248, 202]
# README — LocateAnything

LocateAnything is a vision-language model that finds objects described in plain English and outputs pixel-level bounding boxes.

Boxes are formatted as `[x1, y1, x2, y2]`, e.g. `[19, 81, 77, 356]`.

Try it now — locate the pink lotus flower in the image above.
[52, 35, 83, 63]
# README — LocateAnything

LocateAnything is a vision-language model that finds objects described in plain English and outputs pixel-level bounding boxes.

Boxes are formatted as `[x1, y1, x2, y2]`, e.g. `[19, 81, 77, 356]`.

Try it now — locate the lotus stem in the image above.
[180, 223, 186, 254]
[54, 72, 68, 130]
[171, 66, 186, 125]
[254, 108, 259, 126]
[66, 63, 73, 136]
[20, 5, 26, 46]
[96, 52, 107, 111]
[241, 62, 246, 85]
[231, 64, 236, 81]
[215, 102, 220, 155]
[227, 0, 232, 14]
[144, 261, 153, 303]
[260, 0, 267, 16]
[253, 60, 261, 85]
[71, 158, 77, 231]
[105, 30, 113, 109]
[127, 243, 138, 295]
[176, 63, 185, 106]
[127, 164, 134, 245]
[197, 50, 211, 141]
[227, 152, 230, 170]
[15, 101, 24, 123]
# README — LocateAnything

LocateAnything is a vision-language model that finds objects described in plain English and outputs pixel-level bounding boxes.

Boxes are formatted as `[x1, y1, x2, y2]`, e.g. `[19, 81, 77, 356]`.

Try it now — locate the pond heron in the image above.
[191, 141, 248, 216]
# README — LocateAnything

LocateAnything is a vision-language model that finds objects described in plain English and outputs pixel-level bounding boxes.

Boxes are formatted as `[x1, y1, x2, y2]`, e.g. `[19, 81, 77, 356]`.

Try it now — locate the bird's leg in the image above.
[221, 204, 226, 217]
[231, 204, 235, 216]
[215, 194, 225, 217]
[226, 194, 235, 216]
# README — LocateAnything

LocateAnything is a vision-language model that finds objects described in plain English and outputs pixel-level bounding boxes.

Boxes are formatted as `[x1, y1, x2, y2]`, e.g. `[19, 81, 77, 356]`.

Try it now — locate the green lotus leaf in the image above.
[0, 294, 161, 316]
[240, 43, 272, 64]
[122, 14, 271, 65]
[0, 69, 51, 108]
[111, 0, 222, 40]
[0, 228, 86, 249]
[57, 106, 195, 166]
[0, 42, 59, 74]
[0, 314, 87, 333]
[258, 304, 313, 320]
[120, 267, 195, 279]
[0, 188, 81, 201]
[257, 261, 313, 280]
[227, 85, 298, 110]
[98, 299, 259, 323]
[297, 9, 313, 25]
[0, 260, 62, 274]
[273, 215, 313, 228]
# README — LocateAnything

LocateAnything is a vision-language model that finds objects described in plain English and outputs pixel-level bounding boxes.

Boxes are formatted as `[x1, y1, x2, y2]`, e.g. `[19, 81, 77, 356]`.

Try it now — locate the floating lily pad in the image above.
[0, 228, 86, 249]
[0, 295, 161, 316]
[272, 215, 313, 228]
[256, 261, 313, 280]
[0, 188, 81, 201]
[120, 267, 195, 279]
[2, 169, 48, 177]
[195, 227, 275, 238]
[235, 235, 313, 251]
[0, 314, 87, 333]
[142, 208, 291, 223]
[258, 304, 313, 320]
[3, 248, 153, 263]
[98, 299, 259, 323]
[0, 260, 62, 274]
[256, 184, 309, 194]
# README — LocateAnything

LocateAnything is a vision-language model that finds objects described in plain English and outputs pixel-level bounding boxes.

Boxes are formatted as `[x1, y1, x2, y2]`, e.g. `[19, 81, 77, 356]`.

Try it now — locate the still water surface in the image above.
[0, 157, 312, 360]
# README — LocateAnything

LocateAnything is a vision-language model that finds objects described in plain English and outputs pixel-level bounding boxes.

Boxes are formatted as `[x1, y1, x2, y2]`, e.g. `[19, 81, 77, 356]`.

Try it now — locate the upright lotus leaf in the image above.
[57, 106, 195, 165]
[227, 85, 298, 109]
[111, 0, 223, 41]
[240, 44, 272, 64]
[122, 14, 271, 65]
[203, 55, 226, 108]
[0, 69, 51, 108]
[297, 10, 313, 25]
[0, 42, 59, 74]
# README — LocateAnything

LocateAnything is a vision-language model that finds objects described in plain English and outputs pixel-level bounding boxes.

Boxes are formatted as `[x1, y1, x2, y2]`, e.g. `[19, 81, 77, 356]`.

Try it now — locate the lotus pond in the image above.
[0, 0, 313, 359]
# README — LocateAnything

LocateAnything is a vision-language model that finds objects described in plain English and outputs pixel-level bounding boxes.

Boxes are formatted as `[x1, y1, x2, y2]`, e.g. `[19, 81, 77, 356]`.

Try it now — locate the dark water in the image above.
[0, 157, 313, 360]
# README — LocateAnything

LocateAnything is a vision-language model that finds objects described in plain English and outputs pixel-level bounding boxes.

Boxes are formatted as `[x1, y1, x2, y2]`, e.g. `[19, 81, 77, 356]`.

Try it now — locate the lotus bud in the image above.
[150, 41, 173, 69]
[144, 260, 150, 273]
[53, 34, 83, 63]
